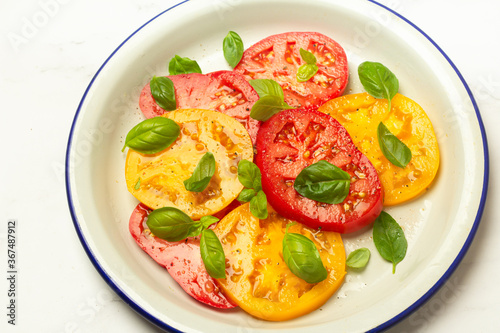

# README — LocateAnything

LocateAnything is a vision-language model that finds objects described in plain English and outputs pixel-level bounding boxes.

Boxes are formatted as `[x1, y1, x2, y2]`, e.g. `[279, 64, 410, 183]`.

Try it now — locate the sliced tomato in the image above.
[255, 108, 383, 234]
[139, 70, 261, 143]
[318, 93, 440, 205]
[213, 203, 345, 321]
[128, 203, 236, 309]
[234, 32, 348, 108]
[125, 109, 253, 220]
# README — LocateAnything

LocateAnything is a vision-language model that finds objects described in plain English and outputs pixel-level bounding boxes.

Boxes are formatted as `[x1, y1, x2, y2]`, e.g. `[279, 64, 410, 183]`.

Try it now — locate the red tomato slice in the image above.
[139, 70, 261, 143]
[128, 203, 236, 309]
[234, 32, 348, 108]
[255, 108, 383, 234]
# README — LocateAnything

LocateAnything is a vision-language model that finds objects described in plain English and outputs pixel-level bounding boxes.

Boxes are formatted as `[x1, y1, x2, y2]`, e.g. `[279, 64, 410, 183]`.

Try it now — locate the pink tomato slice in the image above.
[129, 203, 236, 309]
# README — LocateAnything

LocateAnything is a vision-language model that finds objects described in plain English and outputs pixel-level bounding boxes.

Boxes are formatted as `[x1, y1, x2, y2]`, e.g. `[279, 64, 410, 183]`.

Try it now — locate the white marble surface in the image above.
[1, 0, 499, 332]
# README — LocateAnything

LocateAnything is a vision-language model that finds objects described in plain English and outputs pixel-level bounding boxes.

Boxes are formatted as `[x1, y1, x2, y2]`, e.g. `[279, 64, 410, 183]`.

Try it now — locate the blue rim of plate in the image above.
[65, 0, 489, 332]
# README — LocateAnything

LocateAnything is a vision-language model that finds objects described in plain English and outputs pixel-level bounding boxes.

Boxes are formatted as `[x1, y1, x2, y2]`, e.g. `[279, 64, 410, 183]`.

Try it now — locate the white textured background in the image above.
[1, 0, 499, 332]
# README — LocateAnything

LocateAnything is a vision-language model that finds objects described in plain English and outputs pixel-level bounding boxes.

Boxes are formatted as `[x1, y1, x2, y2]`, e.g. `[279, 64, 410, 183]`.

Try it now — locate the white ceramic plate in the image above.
[65, 0, 489, 331]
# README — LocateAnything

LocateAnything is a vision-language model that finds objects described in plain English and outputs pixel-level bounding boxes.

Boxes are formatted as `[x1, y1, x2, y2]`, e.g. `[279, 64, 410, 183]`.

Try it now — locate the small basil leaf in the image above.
[200, 215, 220, 229]
[184, 152, 216, 192]
[253, 176, 262, 192]
[297, 48, 318, 82]
[146, 207, 199, 242]
[237, 160, 261, 189]
[248, 79, 294, 121]
[358, 61, 399, 109]
[294, 160, 351, 204]
[185, 215, 220, 240]
[282, 223, 328, 284]
[168, 55, 202, 75]
[223, 31, 244, 68]
[250, 95, 294, 121]
[377, 122, 412, 168]
[297, 64, 318, 82]
[346, 248, 371, 269]
[249, 79, 285, 99]
[150, 76, 176, 111]
[373, 211, 407, 274]
[249, 190, 268, 219]
[122, 117, 180, 154]
[134, 177, 141, 190]
[200, 229, 226, 279]
[299, 48, 317, 65]
[237, 160, 268, 218]
[237, 188, 257, 203]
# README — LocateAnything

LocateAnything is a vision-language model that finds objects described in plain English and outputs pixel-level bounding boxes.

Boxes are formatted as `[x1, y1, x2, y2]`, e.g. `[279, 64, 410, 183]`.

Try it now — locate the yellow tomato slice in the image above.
[125, 109, 253, 219]
[213, 203, 345, 321]
[318, 93, 440, 205]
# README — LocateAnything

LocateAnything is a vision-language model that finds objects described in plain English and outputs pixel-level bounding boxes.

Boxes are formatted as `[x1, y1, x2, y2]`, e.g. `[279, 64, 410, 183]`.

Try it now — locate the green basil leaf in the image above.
[223, 31, 244, 68]
[200, 229, 226, 279]
[237, 188, 257, 203]
[377, 122, 412, 168]
[134, 177, 141, 190]
[249, 190, 268, 219]
[297, 64, 318, 82]
[199, 215, 219, 229]
[358, 61, 399, 105]
[282, 223, 328, 284]
[299, 48, 317, 65]
[358, 61, 399, 113]
[248, 79, 294, 121]
[253, 175, 262, 192]
[184, 152, 216, 192]
[249, 79, 285, 99]
[237, 160, 268, 218]
[373, 211, 407, 274]
[186, 215, 220, 240]
[346, 248, 371, 269]
[122, 117, 180, 154]
[168, 55, 202, 75]
[294, 160, 351, 204]
[297, 48, 318, 82]
[146, 207, 200, 242]
[237, 159, 262, 190]
[150, 76, 176, 111]
[250, 95, 294, 121]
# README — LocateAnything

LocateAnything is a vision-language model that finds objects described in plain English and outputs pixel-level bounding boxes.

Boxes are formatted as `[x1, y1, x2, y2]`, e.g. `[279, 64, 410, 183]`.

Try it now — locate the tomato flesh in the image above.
[255, 108, 383, 233]
[125, 109, 253, 219]
[139, 70, 261, 143]
[234, 32, 348, 108]
[213, 203, 345, 321]
[318, 93, 440, 205]
[128, 203, 236, 309]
